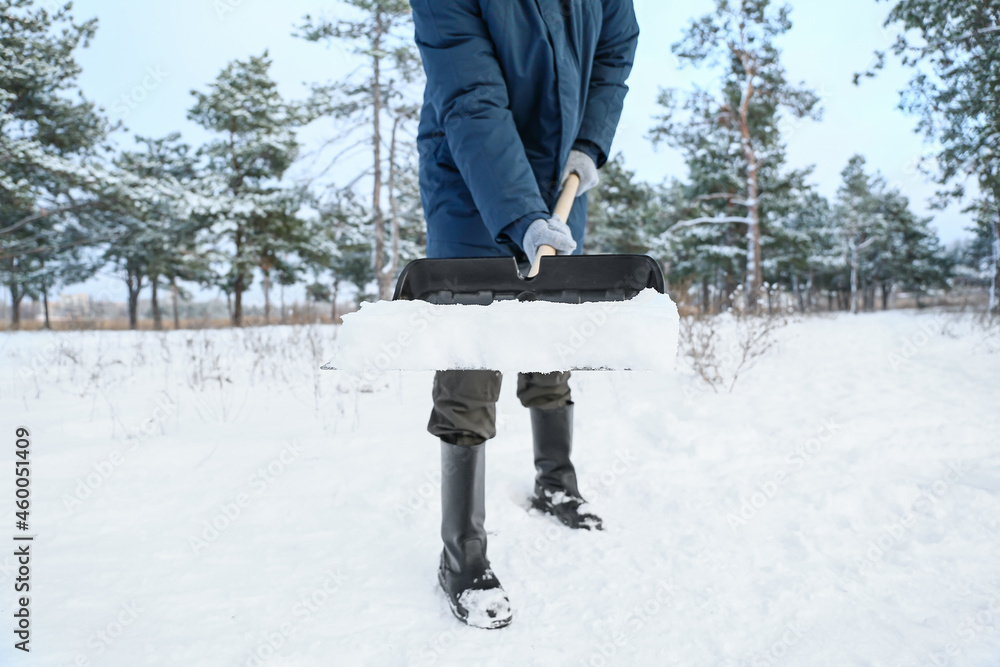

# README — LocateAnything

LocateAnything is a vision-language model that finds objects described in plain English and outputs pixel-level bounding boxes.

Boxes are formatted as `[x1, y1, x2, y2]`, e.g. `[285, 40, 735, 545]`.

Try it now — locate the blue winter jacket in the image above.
[411, 0, 639, 259]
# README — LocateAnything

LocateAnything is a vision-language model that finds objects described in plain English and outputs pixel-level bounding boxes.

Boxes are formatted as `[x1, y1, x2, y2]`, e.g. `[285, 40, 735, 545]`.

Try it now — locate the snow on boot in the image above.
[530, 404, 603, 531]
[438, 440, 512, 629]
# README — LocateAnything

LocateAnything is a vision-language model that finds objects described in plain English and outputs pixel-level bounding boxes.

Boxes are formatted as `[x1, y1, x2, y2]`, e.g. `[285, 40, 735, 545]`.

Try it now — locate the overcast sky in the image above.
[62, 0, 974, 305]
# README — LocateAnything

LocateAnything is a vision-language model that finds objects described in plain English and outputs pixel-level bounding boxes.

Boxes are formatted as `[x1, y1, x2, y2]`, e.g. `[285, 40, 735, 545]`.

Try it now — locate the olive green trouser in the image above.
[428, 371, 572, 446]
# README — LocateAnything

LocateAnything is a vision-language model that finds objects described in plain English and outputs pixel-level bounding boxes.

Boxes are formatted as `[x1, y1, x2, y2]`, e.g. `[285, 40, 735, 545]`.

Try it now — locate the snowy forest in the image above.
[1, 0, 999, 328]
[3, 2, 1000, 665]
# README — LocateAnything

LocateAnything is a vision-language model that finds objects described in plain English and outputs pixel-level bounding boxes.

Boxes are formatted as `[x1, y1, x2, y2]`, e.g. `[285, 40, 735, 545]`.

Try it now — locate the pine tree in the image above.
[653, 89, 749, 311]
[964, 197, 1000, 310]
[657, 0, 822, 310]
[187, 52, 304, 327]
[2, 1, 208, 328]
[766, 184, 834, 312]
[862, 0, 1000, 313]
[303, 190, 375, 314]
[835, 156, 889, 314]
[947, 220, 994, 295]
[249, 187, 308, 325]
[586, 154, 666, 256]
[0, 0, 108, 327]
[296, 1, 423, 300]
[833, 155, 947, 313]
[110, 133, 209, 329]
[873, 190, 946, 309]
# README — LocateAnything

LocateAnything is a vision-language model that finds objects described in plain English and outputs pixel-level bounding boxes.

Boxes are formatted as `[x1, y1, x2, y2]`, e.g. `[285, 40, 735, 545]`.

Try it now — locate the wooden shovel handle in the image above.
[528, 173, 580, 278]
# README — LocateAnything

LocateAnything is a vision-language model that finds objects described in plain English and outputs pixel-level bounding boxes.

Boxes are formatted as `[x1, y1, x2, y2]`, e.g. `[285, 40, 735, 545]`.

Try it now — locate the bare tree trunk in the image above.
[371, 12, 387, 300]
[850, 242, 860, 315]
[280, 282, 286, 324]
[722, 270, 736, 312]
[736, 29, 762, 312]
[882, 283, 891, 311]
[715, 271, 722, 313]
[331, 277, 340, 323]
[126, 267, 143, 330]
[379, 115, 403, 300]
[229, 122, 247, 327]
[806, 270, 814, 312]
[991, 216, 999, 315]
[701, 276, 710, 314]
[232, 227, 244, 327]
[9, 275, 23, 329]
[233, 282, 243, 326]
[744, 209, 761, 310]
[42, 279, 50, 330]
[151, 275, 163, 330]
[263, 269, 271, 325]
[171, 277, 180, 329]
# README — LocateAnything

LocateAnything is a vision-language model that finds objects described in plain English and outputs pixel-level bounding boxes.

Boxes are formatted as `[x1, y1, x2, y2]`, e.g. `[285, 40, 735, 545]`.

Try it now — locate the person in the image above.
[410, 0, 639, 629]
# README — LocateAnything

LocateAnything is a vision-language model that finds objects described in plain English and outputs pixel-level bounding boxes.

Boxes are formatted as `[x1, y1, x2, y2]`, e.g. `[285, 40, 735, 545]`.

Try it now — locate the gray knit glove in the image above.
[522, 215, 577, 260]
[561, 149, 599, 196]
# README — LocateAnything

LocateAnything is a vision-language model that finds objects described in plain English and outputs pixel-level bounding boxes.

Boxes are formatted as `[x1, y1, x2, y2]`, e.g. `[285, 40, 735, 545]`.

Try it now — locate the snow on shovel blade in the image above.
[322, 288, 679, 376]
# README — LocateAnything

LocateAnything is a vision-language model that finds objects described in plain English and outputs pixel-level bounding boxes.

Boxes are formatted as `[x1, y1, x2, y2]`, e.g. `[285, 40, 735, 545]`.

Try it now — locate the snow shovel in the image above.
[323, 174, 679, 376]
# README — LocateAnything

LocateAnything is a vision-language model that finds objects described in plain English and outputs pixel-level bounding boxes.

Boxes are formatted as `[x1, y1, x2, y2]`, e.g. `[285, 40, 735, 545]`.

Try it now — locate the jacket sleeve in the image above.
[575, 0, 639, 168]
[411, 0, 550, 243]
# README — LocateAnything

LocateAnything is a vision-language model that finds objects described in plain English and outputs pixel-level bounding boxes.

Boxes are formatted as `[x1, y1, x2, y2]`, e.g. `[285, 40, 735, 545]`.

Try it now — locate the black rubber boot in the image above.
[438, 440, 512, 629]
[530, 404, 603, 531]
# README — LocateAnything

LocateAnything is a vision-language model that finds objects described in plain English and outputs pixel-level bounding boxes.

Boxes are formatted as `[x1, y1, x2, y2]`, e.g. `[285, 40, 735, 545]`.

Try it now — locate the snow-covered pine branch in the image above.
[662, 215, 753, 238]
[693, 193, 755, 207]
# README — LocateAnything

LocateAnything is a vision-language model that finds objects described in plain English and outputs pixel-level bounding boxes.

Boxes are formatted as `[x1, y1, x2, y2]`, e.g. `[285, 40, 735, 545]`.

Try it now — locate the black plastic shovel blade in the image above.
[392, 254, 665, 305]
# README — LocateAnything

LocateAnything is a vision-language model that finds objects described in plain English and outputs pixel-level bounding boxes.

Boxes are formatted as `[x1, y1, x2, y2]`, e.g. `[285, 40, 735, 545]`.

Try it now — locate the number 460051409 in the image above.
[15, 426, 30, 529]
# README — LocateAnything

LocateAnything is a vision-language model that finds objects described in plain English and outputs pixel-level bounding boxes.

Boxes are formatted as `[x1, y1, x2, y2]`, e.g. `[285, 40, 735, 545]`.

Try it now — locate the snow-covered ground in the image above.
[1, 310, 998, 667]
